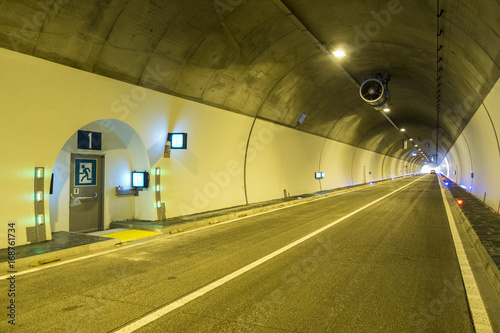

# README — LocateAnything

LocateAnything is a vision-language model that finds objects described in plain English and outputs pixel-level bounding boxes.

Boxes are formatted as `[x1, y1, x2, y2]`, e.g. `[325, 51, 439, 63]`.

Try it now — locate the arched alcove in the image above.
[49, 119, 154, 233]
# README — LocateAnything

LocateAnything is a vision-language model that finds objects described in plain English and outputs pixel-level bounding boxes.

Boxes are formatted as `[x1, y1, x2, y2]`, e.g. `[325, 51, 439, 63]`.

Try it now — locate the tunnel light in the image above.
[168, 133, 188, 149]
[383, 108, 390, 112]
[369, 182, 374, 185]
[456, 199, 463, 206]
[37, 214, 44, 225]
[156, 185, 160, 192]
[444, 182, 449, 186]
[400, 128, 406, 132]
[315, 172, 325, 179]
[132, 171, 149, 189]
[36, 191, 43, 202]
[36, 168, 43, 179]
[460, 185, 467, 189]
[414, 144, 418, 147]
[156, 201, 162, 208]
[333, 49, 346, 58]
[409, 138, 413, 141]
[156, 167, 161, 176]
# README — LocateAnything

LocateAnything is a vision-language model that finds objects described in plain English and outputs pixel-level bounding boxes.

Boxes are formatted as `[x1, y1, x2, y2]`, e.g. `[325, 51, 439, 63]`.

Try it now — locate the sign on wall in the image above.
[77, 130, 102, 150]
[75, 159, 97, 186]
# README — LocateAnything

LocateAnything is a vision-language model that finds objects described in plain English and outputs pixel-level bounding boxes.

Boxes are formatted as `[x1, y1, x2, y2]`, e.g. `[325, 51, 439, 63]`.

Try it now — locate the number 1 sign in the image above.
[77, 130, 102, 151]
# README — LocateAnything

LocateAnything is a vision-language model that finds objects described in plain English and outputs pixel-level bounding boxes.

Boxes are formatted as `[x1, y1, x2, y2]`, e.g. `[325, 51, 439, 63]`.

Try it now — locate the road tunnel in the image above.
[0, 1, 499, 331]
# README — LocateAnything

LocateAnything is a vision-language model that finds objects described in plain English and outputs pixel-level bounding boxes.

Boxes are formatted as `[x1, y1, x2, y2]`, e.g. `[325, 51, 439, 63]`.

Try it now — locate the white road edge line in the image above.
[438, 179, 493, 333]
[1, 176, 419, 279]
[113, 177, 423, 332]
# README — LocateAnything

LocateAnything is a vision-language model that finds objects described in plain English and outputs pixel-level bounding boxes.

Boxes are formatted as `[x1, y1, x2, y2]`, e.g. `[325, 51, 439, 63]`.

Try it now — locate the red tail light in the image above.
[457, 199, 463, 205]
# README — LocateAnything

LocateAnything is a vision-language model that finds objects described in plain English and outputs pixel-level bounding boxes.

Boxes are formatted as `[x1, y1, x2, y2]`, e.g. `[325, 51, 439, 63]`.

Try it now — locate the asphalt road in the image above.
[1, 175, 474, 332]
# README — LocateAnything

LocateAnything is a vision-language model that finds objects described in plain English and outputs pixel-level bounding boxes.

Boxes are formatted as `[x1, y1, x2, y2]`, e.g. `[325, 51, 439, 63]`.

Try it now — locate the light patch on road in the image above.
[439, 181, 493, 333]
[112, 177, 423, 332]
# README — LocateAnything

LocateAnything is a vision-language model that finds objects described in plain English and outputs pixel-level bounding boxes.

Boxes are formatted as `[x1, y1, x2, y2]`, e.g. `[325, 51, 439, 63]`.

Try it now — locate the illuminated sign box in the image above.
[168, 133, 187, 149]
[315, 172, 325, 179]
[132, 171, 149, 189]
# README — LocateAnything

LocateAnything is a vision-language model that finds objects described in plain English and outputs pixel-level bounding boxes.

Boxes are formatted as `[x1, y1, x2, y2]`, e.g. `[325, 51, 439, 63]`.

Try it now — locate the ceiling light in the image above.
[333, 49, 346, 58]
[400, 128, 406, 132]
[409, 138, 413, 141]
[383, 107, 390, 112]
[414, 144, 418, 147]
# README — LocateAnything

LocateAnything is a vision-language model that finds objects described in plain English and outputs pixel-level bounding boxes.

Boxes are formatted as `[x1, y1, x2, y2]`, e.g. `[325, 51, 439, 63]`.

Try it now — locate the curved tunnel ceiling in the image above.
[1, 0, 499, 166]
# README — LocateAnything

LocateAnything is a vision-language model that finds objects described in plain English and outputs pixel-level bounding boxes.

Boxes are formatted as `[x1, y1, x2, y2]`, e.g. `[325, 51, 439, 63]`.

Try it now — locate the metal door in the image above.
[69, 154, 104, 232]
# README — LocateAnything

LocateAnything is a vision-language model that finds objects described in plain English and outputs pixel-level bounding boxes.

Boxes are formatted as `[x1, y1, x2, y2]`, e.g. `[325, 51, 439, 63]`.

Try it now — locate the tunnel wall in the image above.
[0, 48, 418, 247]
[444, 79, 500, 212]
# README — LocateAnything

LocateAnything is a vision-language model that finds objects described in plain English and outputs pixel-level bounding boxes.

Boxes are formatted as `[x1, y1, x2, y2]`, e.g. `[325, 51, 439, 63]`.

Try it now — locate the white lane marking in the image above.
[439, 180, 493, 333]
[113, 177, 423, 332]
[1, 176, 420, 279]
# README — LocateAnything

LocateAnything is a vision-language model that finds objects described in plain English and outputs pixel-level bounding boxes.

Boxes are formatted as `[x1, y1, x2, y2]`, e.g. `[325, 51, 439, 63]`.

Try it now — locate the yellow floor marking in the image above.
[103, 229, 160, 243]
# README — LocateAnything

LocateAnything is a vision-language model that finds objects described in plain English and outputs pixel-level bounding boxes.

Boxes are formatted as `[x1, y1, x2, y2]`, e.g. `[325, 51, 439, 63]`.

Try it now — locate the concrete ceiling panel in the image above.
[1, 0, 499, 165]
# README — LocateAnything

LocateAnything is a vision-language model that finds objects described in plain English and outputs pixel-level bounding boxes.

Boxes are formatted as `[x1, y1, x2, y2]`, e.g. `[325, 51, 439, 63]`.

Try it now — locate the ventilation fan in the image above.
[359, 78, 390, 108]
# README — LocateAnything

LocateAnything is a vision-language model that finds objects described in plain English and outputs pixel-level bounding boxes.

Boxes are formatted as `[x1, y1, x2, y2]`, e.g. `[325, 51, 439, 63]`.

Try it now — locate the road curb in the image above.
[0, 237, 118, 271]
[443, 189, 500, 298]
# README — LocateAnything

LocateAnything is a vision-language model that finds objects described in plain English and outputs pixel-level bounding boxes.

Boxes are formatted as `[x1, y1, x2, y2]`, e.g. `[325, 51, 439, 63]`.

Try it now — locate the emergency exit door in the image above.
[69, 154, 104, 232]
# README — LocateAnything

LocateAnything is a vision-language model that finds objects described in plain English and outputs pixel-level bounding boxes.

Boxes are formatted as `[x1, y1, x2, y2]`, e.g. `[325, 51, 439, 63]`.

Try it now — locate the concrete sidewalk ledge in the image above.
[444, 189, 500, 298]
[0, 237, 118, 271]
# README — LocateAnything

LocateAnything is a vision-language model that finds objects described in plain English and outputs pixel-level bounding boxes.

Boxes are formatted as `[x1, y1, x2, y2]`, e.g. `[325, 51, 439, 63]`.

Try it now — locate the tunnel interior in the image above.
[0, 0, 499, 246]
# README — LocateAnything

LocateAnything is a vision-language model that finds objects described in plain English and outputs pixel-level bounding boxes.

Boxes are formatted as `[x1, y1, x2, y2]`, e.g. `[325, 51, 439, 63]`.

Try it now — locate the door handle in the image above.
[75, 192, 98, 200]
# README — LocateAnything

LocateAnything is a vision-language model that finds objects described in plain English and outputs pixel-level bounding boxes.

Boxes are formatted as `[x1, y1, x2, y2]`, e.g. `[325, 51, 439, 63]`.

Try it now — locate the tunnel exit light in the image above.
[168, 133, 187, 149]
[132, 171, 149, 188]
[315, 172, 325, 179]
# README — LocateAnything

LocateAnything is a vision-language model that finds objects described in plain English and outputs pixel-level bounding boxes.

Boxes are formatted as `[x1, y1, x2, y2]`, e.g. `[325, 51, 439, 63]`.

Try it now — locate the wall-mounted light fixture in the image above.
[315, 172, 325, 179]
[31, 167, 47, 243]
[168, 133, 188, 149]
[155, 167, 166, 221]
